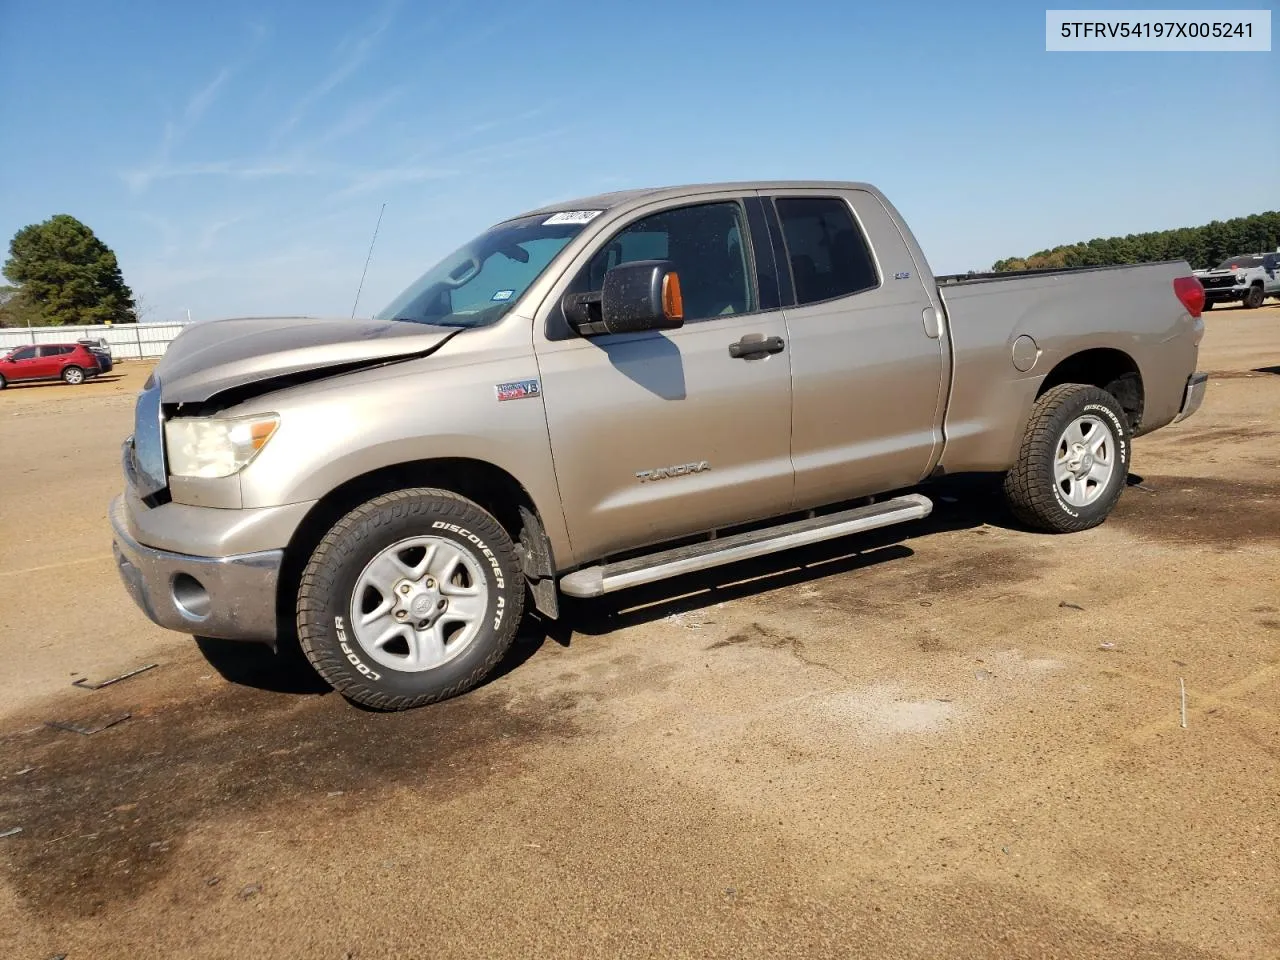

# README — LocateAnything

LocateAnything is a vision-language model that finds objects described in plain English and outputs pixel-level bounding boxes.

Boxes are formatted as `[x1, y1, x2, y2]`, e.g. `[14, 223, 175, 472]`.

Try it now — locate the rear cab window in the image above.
[772, 196, 879, 305]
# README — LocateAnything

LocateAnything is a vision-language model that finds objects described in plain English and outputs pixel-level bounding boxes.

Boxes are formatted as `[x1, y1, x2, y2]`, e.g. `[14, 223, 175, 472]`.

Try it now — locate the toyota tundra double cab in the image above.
[110, 181, 1208, 710]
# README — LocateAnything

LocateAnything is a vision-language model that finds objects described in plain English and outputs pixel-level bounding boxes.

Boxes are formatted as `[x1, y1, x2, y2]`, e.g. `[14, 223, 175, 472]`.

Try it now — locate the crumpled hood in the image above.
[154, 315, 460, 404]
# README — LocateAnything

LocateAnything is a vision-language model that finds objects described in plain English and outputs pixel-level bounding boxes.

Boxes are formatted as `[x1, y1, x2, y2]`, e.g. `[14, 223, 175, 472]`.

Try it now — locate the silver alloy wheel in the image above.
[64, 367, 84, 384]
[349, 535, 489, 673]
[1053, 414, 1116, 508]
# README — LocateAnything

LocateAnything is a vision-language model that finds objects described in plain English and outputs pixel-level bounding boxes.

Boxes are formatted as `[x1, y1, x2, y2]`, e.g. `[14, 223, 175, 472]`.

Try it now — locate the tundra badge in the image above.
[636, 461, 710, 483]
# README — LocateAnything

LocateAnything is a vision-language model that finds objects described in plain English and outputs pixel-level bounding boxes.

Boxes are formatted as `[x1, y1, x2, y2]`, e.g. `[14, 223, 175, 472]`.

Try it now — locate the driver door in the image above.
[535, 196, 795, 564]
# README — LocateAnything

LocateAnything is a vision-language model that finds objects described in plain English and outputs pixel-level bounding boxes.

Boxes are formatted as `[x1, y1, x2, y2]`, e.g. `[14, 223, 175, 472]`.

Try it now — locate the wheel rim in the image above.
[349, 536, 489, 673]
[1053, 414, 1116, 508]
[66, 368, 83, 384]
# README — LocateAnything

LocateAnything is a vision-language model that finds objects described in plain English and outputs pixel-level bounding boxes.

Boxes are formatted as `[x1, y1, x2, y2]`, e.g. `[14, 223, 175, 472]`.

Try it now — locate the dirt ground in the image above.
[1, 304, 1277, 959]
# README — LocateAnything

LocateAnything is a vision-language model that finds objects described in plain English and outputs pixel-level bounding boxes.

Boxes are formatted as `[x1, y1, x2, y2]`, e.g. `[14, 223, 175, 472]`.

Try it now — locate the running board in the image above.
[560, 494, 933, 599]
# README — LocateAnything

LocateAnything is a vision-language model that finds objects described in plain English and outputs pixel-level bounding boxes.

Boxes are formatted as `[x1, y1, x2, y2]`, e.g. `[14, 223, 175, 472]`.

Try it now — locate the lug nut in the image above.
[394, 610, 407, 620]
[425, 578, 435, 589]
[399, 584, 411, 595]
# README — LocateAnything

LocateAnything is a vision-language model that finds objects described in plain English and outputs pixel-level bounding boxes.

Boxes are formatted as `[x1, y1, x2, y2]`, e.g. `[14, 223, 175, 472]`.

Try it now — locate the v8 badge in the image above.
[495, 379, 541, 402]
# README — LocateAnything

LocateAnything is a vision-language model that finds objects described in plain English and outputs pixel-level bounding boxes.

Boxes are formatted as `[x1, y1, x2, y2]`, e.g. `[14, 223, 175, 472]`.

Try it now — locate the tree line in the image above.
[992, 211, 1280, 273]
[1, 214, 137, 327]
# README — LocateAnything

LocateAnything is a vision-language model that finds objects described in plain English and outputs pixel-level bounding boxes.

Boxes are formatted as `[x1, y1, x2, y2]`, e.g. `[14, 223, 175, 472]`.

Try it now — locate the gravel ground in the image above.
[1, 304, 1277, 959]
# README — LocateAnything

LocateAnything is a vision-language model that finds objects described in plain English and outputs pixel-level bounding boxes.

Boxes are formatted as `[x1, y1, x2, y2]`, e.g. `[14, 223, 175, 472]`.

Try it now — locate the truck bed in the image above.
[935, 260, 1187, 287]
[933, 258, 1198, 474]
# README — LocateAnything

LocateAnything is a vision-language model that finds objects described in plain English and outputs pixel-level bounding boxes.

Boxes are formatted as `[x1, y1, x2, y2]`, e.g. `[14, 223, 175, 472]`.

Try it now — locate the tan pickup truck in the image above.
[110, 181, 1208, 709]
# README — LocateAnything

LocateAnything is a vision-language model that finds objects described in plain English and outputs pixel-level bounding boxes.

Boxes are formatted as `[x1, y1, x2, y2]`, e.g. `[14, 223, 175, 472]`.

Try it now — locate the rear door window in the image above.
[773, 197, 879, 305]
[39, 345, 69, 357]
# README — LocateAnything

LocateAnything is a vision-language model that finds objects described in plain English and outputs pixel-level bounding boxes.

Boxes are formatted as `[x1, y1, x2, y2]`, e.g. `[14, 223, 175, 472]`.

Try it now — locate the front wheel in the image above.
[1202, 300, 1213, 311]
[1003, 384, 1130, 533]
[1242, 285, 1265, 309]
[62, 365, 85, 385]
[297, 488, 525, 711]
[0, 373, 6, 389]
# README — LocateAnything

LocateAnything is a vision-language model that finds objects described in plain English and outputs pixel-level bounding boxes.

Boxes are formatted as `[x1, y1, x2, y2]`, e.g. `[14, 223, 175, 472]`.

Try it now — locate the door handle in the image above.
[729, 335, 785, 359]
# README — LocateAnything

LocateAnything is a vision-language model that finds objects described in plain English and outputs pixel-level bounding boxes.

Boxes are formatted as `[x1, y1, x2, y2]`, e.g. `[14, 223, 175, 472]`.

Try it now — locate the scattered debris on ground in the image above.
[71, 663, 158, 690]
[44, 714, 131, 736]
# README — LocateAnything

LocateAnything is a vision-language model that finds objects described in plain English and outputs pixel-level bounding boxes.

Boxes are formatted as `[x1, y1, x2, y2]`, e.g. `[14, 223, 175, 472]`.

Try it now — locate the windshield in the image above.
[1216, 255, 1264, 270]
[376, 211, 600, 328]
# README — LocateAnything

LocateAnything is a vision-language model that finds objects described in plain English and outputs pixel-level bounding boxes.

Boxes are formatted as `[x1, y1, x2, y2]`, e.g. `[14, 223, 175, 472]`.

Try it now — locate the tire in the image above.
[1202, 300, 1213, 311]
[62, 365, 85, 385]
[1003, 384, 1130, 533]
[1243, 285, 1264, 309]
[297, 488, 524, 711]
[0, 373, 6, 390]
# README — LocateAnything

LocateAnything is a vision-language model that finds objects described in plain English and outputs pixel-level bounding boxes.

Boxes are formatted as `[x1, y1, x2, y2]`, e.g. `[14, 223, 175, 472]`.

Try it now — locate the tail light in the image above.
[1173, 276, 1204, 318]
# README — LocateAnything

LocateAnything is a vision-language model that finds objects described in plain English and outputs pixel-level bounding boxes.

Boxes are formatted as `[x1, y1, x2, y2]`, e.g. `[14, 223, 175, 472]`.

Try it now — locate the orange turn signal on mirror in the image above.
[662, 272, 684, 321]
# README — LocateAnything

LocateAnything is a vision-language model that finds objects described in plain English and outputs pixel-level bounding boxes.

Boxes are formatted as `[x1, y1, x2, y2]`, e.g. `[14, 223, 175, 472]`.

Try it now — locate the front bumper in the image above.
[1173, 372, 1208, 424]
[1204, 289, 1246, 302]
[110, 496, 283, 643]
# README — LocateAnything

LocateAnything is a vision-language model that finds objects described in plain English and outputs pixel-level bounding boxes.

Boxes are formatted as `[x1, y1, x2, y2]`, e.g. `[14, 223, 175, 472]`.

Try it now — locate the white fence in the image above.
[0, 322, 187, 360]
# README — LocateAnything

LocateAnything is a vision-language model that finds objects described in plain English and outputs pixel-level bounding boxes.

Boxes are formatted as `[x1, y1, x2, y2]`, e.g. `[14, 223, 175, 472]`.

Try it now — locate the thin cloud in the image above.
[269, 0, 401, 149]
[329, 164, 458, 200]
[124, 158, 324, 192]
[183, 66, 233, 126]
[125, 23, 269, 194]
[309, 86, 407, 150]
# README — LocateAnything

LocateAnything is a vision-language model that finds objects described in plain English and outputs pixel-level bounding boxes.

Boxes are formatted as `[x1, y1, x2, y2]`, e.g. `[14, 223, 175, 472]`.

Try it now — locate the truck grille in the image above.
[1201, 276, 1238, 290]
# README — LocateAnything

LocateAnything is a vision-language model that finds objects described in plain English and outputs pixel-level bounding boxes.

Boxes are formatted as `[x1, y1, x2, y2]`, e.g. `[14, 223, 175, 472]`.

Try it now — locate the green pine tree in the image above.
[3, 214, 138, 326]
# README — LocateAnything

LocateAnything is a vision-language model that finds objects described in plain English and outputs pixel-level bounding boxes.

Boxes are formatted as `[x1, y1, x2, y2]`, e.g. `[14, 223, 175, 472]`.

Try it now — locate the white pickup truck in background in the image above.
[1196, 252, 1280, 309]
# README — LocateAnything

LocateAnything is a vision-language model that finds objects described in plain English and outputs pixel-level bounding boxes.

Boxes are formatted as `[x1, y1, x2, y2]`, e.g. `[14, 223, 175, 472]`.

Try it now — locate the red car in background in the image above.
[0, 343, 102, 388]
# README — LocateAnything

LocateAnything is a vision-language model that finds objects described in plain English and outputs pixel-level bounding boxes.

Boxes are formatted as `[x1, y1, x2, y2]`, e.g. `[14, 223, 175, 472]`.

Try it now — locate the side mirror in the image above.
[563, 259, 684, 336]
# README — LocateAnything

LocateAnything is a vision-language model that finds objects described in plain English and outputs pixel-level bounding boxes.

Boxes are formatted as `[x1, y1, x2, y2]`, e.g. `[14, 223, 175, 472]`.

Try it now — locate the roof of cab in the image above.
[509, 180, 876, 221]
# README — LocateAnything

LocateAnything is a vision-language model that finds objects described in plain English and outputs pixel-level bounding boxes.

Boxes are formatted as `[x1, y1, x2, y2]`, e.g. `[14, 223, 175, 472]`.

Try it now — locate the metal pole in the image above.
[135, 323, 143, 360]
[352, 202, 387, 318]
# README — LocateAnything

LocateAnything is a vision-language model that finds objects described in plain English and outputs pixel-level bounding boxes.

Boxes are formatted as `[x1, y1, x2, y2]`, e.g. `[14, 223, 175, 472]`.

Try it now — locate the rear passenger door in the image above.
[762, 189, 947, 508]
[37, 345, 68, 377]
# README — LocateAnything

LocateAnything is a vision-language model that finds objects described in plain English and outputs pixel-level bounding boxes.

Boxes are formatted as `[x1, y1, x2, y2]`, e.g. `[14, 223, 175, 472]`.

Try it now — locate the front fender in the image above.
[234, 352, 574, 568]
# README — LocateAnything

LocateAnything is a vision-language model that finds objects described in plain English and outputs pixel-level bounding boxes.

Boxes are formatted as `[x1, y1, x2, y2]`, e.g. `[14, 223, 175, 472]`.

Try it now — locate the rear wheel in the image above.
[297, 488, 524, 711]
[1003, 384, 1130, 533]
[61, 365, 85, 385]
[1243, 285, 1265, 309]
[1201, 300, 1213, 311]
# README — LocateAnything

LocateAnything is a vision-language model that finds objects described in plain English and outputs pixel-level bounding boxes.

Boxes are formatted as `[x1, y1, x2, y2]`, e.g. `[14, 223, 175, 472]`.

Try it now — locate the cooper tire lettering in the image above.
[334, 615, 382, 680]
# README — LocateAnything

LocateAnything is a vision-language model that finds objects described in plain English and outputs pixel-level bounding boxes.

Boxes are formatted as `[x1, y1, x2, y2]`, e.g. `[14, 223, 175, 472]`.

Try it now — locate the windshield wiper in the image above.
[388, 317, 472, 327]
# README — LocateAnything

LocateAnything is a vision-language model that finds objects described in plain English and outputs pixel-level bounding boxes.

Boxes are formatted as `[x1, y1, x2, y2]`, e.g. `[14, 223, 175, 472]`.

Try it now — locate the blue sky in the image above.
[1, 0, 1275, 322]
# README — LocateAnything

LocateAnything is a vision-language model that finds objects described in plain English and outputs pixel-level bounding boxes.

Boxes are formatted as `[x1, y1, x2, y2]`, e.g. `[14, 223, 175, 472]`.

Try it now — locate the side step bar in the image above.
[559, 494, 933, 599]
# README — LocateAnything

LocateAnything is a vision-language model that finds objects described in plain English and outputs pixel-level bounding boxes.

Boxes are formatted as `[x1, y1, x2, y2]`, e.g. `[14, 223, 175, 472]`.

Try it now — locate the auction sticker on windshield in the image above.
[544, 210, 602, 225]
